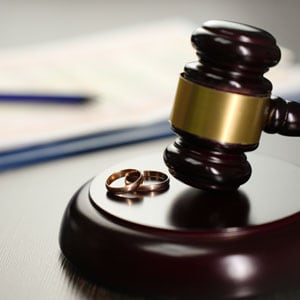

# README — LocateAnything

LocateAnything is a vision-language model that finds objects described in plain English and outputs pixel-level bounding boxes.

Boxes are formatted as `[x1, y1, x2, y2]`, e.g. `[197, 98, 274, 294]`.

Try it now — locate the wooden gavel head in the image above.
[164, 20, 300, 191]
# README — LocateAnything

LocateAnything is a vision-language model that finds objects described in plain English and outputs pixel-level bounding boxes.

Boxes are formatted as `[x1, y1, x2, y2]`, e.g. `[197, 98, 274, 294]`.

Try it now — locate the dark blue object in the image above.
[0, 120, 174, 171]
[0, 93, 91, 104]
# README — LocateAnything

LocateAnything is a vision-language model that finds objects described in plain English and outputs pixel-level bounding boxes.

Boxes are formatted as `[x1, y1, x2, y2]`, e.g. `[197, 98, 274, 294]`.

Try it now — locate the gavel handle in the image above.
[264, 96, 300, 136]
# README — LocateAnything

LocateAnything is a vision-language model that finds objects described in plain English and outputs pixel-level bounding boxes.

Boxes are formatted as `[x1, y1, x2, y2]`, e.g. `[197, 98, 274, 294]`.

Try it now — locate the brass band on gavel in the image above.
[170, 76, 270, 145]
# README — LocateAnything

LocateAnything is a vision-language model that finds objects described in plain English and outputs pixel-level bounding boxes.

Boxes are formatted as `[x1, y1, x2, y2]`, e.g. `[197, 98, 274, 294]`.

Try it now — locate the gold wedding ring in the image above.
[105, 169, 169, 195]
[105, 169, 143, 193]
[126, 170, 170, 193]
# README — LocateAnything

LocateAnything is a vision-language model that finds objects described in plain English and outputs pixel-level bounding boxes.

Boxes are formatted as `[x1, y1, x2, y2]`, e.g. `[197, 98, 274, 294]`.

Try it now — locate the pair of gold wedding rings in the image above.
[105, 169, 169, 194]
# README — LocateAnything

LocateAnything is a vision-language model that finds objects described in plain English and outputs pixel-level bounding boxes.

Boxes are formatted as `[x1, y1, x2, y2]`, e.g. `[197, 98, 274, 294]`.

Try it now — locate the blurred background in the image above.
[0, 0, 300, 170]
[0, 0, 299, 59]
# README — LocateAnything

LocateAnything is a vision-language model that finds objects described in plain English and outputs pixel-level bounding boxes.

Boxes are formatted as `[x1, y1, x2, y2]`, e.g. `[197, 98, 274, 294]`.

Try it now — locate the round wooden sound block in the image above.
[59, 153, 300, 299]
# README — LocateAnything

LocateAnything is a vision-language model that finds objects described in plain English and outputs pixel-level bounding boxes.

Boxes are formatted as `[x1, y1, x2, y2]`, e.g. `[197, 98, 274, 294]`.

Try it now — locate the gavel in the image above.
[164, 20, 300, 191]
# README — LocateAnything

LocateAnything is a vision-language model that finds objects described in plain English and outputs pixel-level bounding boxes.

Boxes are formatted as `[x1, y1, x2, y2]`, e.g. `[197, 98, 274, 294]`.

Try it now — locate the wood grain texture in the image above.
[0, 140, 169, 300]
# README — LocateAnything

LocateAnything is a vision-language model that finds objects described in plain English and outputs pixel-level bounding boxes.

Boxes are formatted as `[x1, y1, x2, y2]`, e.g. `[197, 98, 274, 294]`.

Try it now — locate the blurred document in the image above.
[0, 19, 195, 151]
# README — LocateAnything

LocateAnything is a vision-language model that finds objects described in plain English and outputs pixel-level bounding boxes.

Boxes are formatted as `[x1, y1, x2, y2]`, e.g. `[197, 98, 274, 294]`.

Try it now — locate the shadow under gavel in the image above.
[169, 188, 250, 230]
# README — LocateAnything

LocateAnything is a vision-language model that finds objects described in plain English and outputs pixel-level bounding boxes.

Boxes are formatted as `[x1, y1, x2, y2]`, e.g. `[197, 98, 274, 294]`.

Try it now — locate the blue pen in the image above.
[0, 93, 92, 104]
